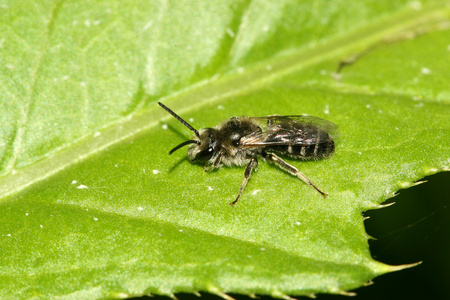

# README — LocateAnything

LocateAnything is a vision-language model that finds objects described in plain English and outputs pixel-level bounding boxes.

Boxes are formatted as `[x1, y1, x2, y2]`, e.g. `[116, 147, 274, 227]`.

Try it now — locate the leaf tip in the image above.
[337, 290, 357, 296]
[270, 291, 297, 300]
[386, 261, 422, 272]
[167, 292, 179, 300]
[398, 180, 427, 189]
[207, 287, 235, 300]
[365, 232, 377, 240]
[363, 281, 374, 287]
[376, 201, 396, 209]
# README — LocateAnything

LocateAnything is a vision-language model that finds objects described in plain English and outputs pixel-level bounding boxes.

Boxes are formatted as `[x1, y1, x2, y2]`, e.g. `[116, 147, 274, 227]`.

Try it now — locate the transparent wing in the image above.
[240, 115, 339, 148]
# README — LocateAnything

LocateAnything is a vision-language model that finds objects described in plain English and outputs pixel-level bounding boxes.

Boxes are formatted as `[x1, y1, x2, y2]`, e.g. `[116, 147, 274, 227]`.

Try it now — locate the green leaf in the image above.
[1, 1, 449, 299]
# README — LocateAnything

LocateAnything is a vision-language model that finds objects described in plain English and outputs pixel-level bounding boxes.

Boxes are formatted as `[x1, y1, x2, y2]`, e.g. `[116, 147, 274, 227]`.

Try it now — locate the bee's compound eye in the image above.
[232, 139, 240, 147]
[195, 147, 214, 162]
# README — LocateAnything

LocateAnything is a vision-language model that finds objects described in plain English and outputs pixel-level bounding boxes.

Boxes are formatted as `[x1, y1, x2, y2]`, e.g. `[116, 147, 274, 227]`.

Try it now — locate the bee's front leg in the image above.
[230, 157, 258, 206]
[203, 154, 222, 172]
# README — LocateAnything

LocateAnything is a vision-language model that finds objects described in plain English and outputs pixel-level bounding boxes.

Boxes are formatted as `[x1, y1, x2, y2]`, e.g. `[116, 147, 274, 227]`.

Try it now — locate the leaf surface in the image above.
[1, 1, 449, 299]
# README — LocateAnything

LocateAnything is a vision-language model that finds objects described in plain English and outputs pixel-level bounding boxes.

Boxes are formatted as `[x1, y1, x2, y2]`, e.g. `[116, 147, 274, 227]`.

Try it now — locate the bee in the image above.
[158, 102, 338, 206]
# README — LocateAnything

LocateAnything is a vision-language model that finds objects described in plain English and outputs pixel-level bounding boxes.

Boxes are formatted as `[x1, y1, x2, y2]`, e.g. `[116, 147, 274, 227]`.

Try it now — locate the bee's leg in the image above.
[203, 154, 222, 173]
[230, 157, 258, 206]
[264, 152, 327, 198]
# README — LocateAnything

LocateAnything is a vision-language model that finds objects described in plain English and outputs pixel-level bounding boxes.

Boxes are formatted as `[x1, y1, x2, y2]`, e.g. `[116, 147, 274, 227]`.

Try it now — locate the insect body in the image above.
[158, 102, 338, 206]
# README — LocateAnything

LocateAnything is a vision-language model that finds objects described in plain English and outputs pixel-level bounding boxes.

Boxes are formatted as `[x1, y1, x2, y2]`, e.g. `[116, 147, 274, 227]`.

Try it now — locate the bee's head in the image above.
[158, 102, 220, 163]
[187, 128, 219, 163]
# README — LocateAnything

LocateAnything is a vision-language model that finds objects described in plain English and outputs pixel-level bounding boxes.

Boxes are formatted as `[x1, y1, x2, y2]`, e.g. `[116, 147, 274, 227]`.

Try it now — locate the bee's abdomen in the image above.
[266, 129, 335, 160]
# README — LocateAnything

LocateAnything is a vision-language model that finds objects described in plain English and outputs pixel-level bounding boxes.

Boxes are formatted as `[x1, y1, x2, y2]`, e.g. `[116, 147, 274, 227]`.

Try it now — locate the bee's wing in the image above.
[251, 115, 339, 135]
[240, 115, 339, 148]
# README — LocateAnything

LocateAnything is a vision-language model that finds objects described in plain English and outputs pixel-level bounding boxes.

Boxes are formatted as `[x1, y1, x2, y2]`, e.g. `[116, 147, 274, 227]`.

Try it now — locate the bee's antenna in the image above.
[169, 140, 199, 155]
[158, 102, 200, 137]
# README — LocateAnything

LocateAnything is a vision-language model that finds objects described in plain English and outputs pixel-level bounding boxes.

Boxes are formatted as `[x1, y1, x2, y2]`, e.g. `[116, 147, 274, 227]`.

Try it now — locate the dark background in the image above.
[133, 171, 449, 300]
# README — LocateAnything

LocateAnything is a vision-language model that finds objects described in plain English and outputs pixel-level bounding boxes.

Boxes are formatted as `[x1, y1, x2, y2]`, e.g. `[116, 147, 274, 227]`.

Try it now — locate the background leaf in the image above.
[0, 0, 449, 299]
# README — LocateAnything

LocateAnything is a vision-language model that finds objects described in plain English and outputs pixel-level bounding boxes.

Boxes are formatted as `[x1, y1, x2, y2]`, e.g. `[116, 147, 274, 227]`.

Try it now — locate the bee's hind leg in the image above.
[230, 157, 258, 206]
[263, 151, 327, 198]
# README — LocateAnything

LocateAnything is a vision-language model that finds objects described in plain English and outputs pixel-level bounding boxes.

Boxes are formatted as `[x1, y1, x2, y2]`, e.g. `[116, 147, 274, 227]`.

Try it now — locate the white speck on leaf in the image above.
[71, 180, 77, 184]
[217, 105, 225, 110]
[409, 1, 422, 10]
[138, 207, 144, 211]
[189, 118, 194, 122]
[226, 28, 235, 38]
[324, 105, 330, 114]
[40, 225, 43, 228]
[93, 217, 98, 221]
[162, 124, 168, 130]
[208, 186, 213, 191]
[77, 184, 88, 189]
[153, 170, 160, 175]
[143, 21, 153, 31]
[251, 190, 260, 195]
[421, 67, 431, 74]
[93, 132, 101, 137]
